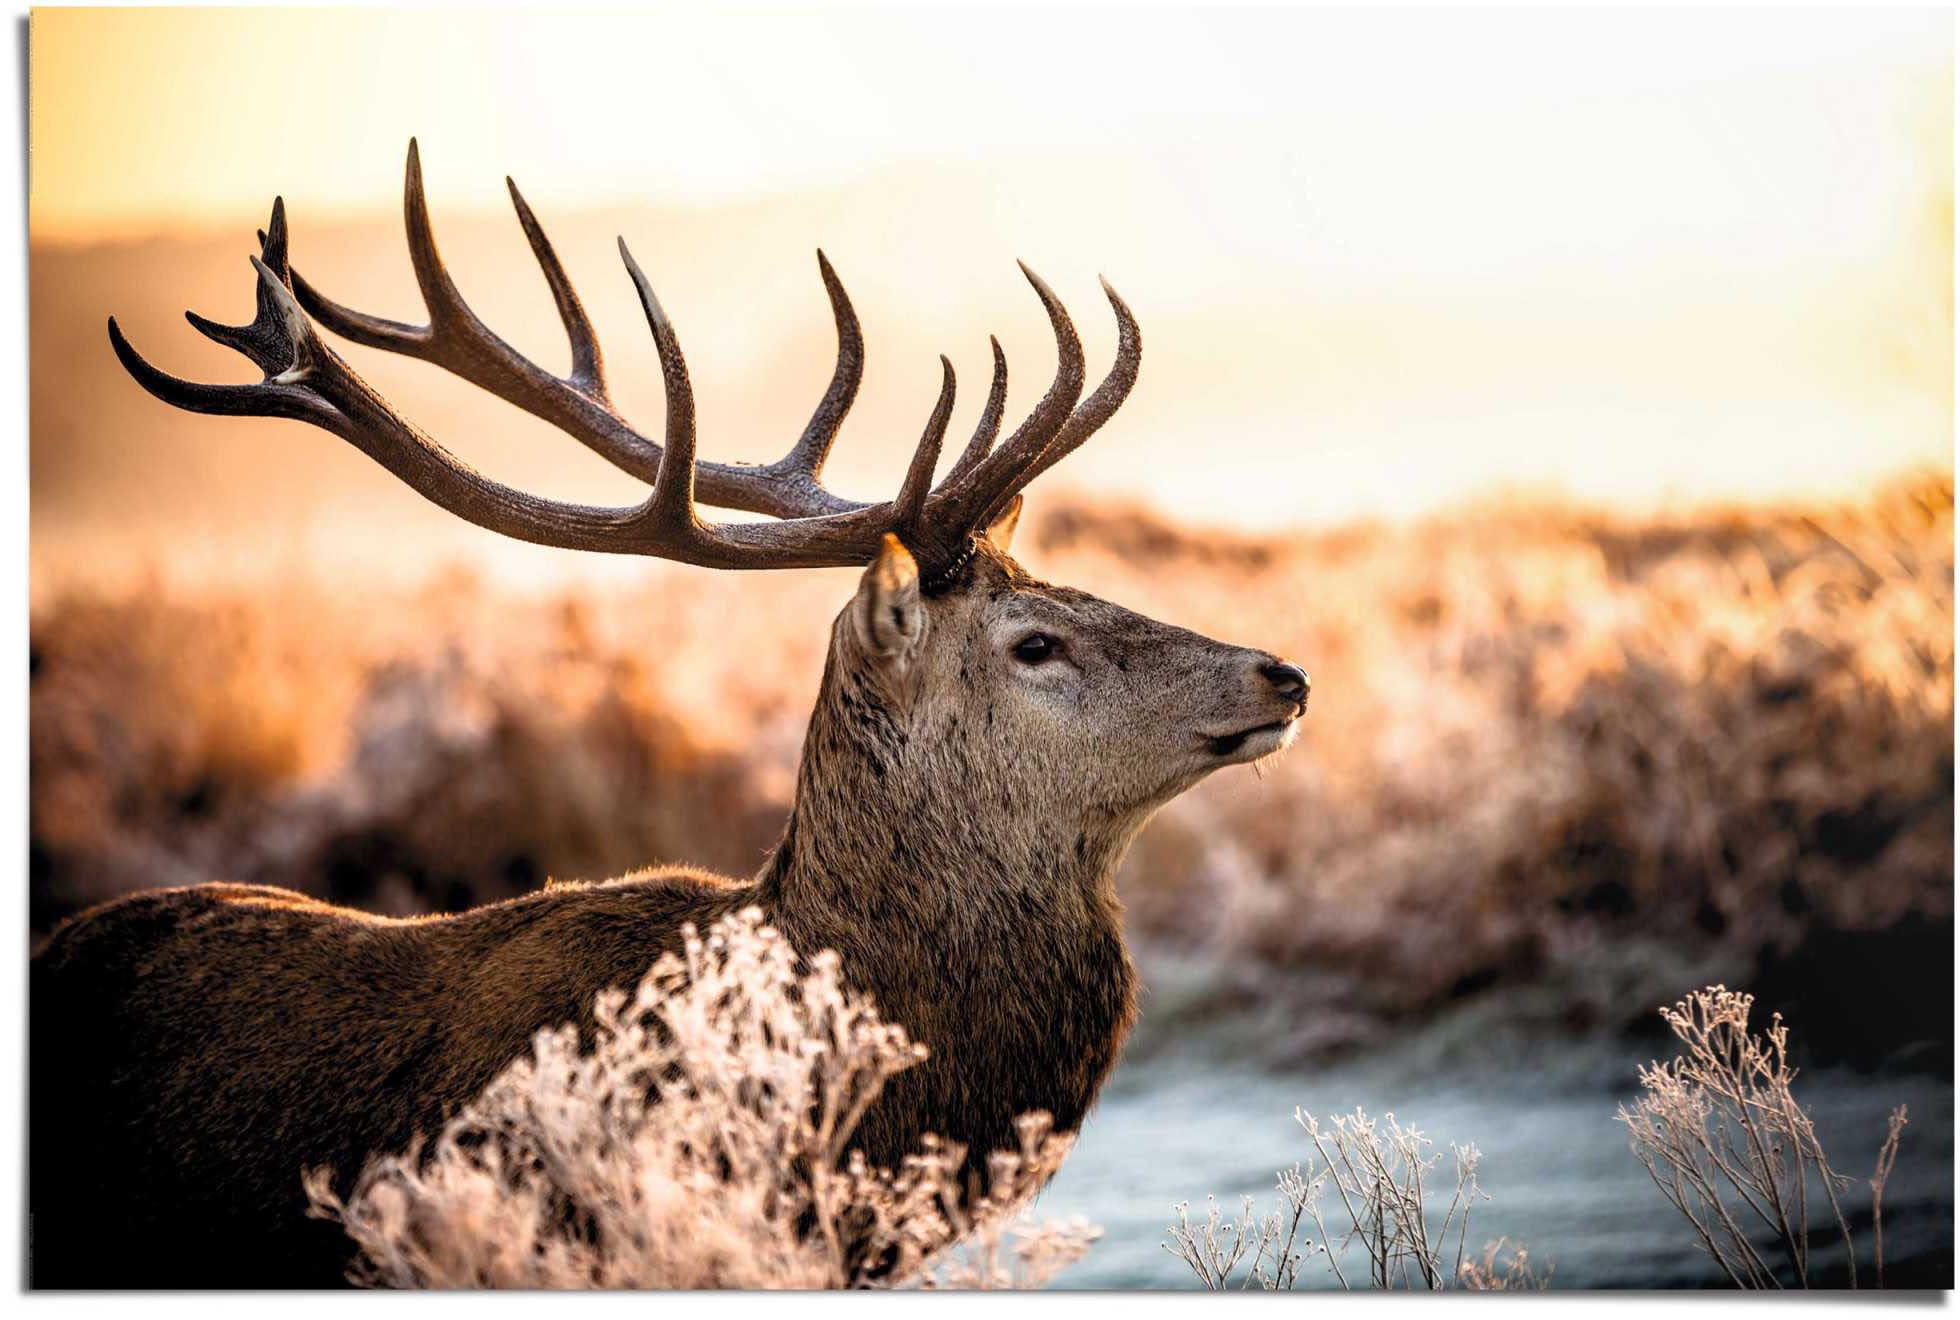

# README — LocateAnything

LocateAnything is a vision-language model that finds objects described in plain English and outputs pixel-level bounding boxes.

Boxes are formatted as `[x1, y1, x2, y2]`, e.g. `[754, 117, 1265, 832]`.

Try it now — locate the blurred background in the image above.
[29, 5, 1953, 1288]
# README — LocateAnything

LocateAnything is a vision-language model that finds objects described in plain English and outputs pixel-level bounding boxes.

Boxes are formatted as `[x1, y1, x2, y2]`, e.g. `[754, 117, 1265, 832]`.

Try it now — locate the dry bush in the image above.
[1616, 985, 1910, 1289]
[1105, 472, 1953, 1050]
[29, 570, 799, 934]
[1296, 1108, 1488, 1289]
[1164, 1105, 1532, 1291]
[304, 908, 1096, 1290]
[29, 587, 359, 923]
[1164, 1192, 1308, 1291]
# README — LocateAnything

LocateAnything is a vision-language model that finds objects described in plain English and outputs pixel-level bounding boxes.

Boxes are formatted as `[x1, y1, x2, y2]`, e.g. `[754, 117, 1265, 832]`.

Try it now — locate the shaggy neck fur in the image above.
[752, 627, 1141, 1172]
[758, 630, 1139, 942]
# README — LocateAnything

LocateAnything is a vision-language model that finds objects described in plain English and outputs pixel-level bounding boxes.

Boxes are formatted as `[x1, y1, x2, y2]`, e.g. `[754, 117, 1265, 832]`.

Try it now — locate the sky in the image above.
[29, 7, 1952, 244]
[27, 5, 1955, 573]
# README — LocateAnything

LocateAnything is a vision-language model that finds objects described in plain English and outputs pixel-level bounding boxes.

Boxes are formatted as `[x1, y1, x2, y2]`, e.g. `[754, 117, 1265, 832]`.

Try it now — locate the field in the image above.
[32, 472, 1954, 1068]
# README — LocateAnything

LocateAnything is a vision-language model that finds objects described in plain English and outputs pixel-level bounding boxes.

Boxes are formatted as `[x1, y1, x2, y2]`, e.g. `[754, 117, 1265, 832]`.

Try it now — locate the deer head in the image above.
[110, 141, 1310, 902]
[816, 527, 1308, 884]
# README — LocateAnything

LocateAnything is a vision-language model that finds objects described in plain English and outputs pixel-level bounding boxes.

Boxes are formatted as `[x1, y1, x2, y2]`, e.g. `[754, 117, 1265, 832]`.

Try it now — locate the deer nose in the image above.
[1261, 660, 1310, 706]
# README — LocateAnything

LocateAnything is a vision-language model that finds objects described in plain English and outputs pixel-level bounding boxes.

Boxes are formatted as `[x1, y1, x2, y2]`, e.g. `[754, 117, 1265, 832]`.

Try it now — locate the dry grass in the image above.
[1294, 1108, 1489, 1289]
[1170, 982, 1918, 1293]
[30, 474, 1954, 1053]
[1617, 984, 1911, 1289]
[1458, 1239, 1553, 1291]
[1163, 1104, 1534, 1291]
[303, 907, 1097, 1290]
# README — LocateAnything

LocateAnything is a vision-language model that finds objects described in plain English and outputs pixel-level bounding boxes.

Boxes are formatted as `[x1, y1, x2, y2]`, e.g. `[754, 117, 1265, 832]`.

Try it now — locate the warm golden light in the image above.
[27, 17, 1957, 1289]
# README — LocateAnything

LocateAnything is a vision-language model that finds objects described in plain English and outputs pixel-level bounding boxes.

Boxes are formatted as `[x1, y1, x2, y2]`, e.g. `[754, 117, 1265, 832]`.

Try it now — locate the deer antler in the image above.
[108, 140, 1140, 580]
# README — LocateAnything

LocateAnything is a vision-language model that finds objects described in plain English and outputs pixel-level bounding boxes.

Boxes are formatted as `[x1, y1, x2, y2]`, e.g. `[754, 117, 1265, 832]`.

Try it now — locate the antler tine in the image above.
[187, 198, 299, 373]
[1000, 276, 1141, 500]
[944, 336, 1008, 486]
[616, 239, 699, 534]
[506, 176, 608, 401]
[284, 139, 449, 358]
[996, 263, 1086, 460]
[400, 138, 473, 335]
[184, 307, 263, 362]
[245, 255, 323, 385]
[893, 356, 958, 534]
[763, 251, 864, 487]
[929, 264, 1084, 532]
[109, 317, 338, 428]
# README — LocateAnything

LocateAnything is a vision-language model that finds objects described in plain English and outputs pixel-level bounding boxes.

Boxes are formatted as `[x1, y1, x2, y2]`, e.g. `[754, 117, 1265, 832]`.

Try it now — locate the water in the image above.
[1036, 960, 1954, 1290]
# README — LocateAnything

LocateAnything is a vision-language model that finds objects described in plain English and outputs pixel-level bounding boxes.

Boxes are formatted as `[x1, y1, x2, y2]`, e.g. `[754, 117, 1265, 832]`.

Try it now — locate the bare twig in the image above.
[1166, 1105, 1523, 1291]
[1870, 1105, 1908, 1289]
[1616, 986, 1910, 1290]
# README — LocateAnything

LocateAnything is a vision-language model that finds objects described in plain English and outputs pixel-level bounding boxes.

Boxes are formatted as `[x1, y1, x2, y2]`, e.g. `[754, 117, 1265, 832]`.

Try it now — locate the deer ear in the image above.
[851, 533, 925, 662]
[983, 494, 1024, 554]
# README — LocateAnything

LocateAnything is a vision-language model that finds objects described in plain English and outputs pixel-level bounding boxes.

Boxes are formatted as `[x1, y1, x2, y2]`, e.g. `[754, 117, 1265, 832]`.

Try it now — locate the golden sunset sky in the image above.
[28, 5, 1954, 586]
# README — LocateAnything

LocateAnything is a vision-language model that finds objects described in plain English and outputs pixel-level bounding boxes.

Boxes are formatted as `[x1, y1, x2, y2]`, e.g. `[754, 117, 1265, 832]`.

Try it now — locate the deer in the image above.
[31, 142, 1310, 1288]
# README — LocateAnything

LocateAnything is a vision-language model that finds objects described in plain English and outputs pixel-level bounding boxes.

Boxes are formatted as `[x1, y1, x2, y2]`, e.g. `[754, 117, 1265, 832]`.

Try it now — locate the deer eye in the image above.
[1012, 633, 1059, 665]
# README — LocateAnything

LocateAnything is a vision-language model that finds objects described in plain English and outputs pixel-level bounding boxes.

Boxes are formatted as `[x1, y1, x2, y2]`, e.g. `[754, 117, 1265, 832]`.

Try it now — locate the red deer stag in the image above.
[33, 142, 1310, 1288]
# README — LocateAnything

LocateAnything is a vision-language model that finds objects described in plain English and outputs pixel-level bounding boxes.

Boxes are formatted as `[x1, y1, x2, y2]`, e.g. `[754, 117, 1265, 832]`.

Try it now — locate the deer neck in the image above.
[755, 654, 1139, 956]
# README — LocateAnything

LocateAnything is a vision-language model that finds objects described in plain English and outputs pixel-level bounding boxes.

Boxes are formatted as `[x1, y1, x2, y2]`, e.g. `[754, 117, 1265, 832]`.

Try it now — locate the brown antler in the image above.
[108, 140, 1140, 579]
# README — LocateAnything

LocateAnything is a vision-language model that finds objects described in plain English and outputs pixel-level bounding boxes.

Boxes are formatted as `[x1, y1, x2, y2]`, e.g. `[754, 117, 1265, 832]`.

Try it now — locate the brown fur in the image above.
[29, 537, 1307, 1287]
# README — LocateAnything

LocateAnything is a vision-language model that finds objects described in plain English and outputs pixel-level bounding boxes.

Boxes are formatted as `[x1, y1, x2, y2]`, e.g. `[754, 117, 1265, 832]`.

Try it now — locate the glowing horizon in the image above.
[28, 6, 1953, 576]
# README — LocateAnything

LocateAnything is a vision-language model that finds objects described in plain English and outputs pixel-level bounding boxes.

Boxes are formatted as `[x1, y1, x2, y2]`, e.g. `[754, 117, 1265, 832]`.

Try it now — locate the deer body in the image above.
[35, 148, 1309, 1288]
[32, 862, 1128, 1288]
